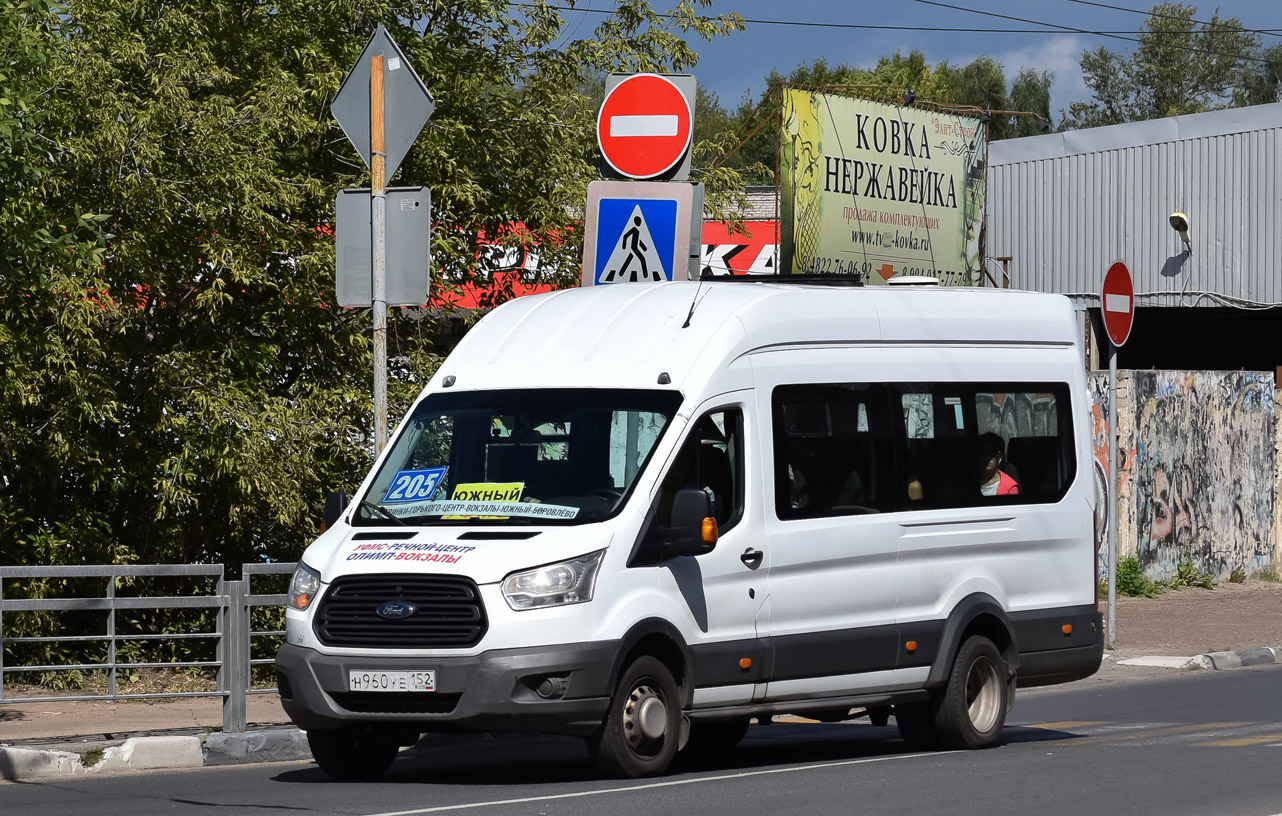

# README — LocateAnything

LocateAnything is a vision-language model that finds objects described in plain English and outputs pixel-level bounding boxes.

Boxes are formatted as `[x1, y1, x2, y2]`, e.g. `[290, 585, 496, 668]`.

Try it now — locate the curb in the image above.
[1115, 646, 1281, 671]
[1191, 646, 1281, 671]
[0, 728, 311, 781]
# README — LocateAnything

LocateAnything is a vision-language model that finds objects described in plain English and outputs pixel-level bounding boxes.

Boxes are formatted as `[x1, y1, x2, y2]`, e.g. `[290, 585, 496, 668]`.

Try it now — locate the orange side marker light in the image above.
[702, 517, 719, 544]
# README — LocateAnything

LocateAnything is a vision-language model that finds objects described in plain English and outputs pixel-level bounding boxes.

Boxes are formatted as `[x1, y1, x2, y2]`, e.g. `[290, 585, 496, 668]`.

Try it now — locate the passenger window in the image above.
[771, 381, 1075, 518]
[975, 390, 1071, 501]
[658, 409, 744, 532]
[774, 384, 893, 519]
[897, 386, 971, 508]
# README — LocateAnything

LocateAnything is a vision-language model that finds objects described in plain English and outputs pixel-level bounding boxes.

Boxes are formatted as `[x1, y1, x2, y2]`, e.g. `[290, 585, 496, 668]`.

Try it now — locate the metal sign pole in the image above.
[370, 55, 389, 453]
[1107, 340, 1118, 645]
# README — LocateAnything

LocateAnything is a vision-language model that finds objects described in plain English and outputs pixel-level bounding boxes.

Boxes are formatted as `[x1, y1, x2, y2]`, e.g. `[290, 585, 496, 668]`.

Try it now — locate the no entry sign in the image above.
[1101, 260, 1135, 347]
[597, 74, 694, 180]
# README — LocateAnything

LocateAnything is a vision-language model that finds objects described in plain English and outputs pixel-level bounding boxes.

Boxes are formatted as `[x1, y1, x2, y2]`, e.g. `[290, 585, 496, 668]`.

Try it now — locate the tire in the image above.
[932, 635, 1010, 750]
[588, 656, 683, 778]
[895, 701, 940, 750]
[307, 723, 401, 779]
[680, 717, 751, 763]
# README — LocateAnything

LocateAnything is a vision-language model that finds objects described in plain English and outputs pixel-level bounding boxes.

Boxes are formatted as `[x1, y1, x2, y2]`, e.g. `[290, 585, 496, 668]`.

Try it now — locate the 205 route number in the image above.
[348, 670, 436, 692]
[382, 467, 447, 504]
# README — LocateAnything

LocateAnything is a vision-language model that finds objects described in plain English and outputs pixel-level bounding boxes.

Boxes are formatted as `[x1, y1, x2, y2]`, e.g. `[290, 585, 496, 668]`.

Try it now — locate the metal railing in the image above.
[0, 563, 298, 733]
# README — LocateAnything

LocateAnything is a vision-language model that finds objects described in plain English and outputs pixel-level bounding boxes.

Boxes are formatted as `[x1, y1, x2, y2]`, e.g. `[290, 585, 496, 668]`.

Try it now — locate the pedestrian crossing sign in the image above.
[582, 180, 695, 287]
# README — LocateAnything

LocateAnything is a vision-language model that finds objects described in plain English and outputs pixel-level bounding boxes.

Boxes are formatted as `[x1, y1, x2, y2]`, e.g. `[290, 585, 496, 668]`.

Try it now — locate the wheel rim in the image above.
[623, 681, 668, 754]
[964, 655, 1002, 733]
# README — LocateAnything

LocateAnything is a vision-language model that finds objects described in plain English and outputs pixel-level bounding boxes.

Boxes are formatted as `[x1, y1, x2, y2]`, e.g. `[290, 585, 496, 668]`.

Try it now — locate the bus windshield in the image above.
[354, 388, 683, 526]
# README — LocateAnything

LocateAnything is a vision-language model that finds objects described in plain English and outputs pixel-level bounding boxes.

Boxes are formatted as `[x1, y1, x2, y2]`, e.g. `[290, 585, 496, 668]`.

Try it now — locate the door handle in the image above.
[739, 548, 764, 569]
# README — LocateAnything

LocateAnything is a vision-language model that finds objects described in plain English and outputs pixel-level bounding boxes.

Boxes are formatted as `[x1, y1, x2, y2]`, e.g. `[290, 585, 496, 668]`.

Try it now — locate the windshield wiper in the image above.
[359, 500, 409, 526]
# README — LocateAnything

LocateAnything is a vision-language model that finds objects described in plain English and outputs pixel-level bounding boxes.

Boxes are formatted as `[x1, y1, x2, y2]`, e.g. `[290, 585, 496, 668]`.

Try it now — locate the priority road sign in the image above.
[1101, 260, 1135, 347]
[332, 25, 435, 178]
[582, 181, 695, 286]
[597, 74, 695, 181]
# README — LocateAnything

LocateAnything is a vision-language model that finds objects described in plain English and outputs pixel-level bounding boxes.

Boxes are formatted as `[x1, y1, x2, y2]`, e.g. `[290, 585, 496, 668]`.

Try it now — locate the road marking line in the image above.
[1022, 721, 1107, 730]
[1198, 735, 1282, 747]
[1055, 722, 1254, 747]
[362, 751, 955, 816]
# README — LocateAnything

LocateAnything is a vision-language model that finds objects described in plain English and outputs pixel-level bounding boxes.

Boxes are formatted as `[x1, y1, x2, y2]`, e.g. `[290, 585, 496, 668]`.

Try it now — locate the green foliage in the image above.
[80, 747, 105, 767]
[1228, 565, 1247, 584]
[1169, 559, 1216, 590]
[1260, 569, 1281, 583]
[1063, 3, 1264, 128]
[1235, 43, 1282, 106]
[1009, 69, 1053, 138]
[0, 0, 747, 580]
[938, 57, 1010, 136]
[37, 668, 87, 690]
[1116, 556, 1164, 597]
[721, 50, 1055, 185]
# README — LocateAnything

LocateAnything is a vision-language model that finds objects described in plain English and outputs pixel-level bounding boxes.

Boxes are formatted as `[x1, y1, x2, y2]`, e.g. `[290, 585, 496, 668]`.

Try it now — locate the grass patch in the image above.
[1259, 568, 1281, 583]
[1228, 566, 1247, 584]
[1168, 559, 1216, 590]
[80, 747, 105, 767]
[1116, 556, 1163, 597]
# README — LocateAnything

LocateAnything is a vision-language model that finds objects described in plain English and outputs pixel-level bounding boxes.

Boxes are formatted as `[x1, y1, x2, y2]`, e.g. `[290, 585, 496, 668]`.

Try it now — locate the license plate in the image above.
[348, 670, 436, 692]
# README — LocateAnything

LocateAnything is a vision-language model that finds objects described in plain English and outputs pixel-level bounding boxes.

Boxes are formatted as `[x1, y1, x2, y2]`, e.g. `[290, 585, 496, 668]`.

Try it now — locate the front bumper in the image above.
[275, 641, 614, 736]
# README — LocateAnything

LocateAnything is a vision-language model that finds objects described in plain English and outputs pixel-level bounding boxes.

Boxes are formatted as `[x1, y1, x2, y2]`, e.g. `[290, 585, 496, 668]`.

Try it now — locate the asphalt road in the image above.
[4, 665, 1282, 816]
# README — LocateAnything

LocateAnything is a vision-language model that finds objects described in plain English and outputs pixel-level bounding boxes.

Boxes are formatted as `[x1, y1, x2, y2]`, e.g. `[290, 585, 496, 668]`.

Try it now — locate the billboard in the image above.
[779, 89, 986, 285]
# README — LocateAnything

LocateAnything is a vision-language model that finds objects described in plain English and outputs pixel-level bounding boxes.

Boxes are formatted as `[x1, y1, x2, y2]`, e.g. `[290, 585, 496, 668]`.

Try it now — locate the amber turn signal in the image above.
[1062, 624, 1073, 635]
[702, 517, 719, 544]
[739, 658, 752, 670]
[905, 640, 918, 653]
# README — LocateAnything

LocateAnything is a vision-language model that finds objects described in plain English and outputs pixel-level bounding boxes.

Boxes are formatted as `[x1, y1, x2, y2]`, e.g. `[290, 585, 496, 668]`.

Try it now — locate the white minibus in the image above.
[276, 279, 1103, 779]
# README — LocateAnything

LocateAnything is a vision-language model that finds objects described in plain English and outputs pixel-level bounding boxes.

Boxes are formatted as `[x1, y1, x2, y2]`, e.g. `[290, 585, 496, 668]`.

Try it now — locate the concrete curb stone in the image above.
[203, 729, 311, 766]
[1192, 646, 1281, 671]
[0, 729, 308, 781]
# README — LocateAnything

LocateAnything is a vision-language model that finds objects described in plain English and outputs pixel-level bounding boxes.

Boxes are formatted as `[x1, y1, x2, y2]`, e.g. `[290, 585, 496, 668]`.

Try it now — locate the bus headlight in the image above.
[501, 551, 604, 611]
[288, 562, 322, 611]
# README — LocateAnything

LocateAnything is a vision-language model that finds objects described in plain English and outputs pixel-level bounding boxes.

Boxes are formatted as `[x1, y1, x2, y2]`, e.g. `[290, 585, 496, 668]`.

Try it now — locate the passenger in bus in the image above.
[978, 432, 1020, 496]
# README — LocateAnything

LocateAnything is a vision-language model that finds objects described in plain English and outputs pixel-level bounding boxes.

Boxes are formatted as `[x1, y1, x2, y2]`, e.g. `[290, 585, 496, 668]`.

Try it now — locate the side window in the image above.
[657, 409, 744, 533]
[773, 384, 893, 519]
[896, 385, 971, 508]
[974, 389, 1074, 502]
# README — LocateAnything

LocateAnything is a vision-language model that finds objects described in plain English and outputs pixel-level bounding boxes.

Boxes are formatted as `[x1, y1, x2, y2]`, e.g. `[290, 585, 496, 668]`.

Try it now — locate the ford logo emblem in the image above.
[376, 601, 416, 620]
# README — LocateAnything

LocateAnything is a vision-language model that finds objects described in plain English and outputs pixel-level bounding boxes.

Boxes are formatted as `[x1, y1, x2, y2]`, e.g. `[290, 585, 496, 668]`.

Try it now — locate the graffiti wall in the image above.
[1089, 370, 1278, 581]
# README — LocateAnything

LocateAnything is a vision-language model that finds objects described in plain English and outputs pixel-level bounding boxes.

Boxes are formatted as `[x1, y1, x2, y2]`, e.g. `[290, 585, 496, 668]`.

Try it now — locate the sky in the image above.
[629, 0, 1282, 121]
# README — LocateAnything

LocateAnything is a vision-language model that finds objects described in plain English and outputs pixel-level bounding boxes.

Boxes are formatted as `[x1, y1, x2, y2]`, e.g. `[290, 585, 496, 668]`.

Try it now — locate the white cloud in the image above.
[991, 35, 1092, 119]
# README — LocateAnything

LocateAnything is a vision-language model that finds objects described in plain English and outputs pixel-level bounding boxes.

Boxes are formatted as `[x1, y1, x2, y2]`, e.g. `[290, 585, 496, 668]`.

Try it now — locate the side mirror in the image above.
[669, 488, 718, 556]
[323, 491, 349, 531]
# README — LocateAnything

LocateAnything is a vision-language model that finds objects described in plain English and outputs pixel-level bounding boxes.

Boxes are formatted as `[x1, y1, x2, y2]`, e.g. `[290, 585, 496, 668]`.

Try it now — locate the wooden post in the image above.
[371, 56, 389, 453]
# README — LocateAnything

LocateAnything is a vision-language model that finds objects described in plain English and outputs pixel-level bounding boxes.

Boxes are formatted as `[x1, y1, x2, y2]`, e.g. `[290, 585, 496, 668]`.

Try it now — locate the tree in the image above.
[1235, 43, 1282, 106]
[0, 0, 746, 569]
[938, 56, 1012, 138]
[722, 52, 959, 185]
[1009, 68, 1053, 138]
[1063, 3, 1261, 128]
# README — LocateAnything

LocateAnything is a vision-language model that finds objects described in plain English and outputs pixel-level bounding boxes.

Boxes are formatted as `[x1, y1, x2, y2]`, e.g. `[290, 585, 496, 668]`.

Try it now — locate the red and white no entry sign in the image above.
[597, 74, 693, 180]
[1101, 260, 1135, 347]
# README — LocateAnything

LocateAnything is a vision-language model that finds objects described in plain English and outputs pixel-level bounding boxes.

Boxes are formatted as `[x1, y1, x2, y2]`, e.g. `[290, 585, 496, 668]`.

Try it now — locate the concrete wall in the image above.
[1088, 370, 1279, 580]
